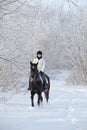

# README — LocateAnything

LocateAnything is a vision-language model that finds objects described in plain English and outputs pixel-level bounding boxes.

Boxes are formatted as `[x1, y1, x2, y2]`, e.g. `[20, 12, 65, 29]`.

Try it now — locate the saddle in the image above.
[28, 72, 49, 91]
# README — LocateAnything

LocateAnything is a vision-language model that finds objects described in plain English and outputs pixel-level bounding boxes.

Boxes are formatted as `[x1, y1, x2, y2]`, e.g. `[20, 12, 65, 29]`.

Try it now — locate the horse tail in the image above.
[44, 75, 50, 102]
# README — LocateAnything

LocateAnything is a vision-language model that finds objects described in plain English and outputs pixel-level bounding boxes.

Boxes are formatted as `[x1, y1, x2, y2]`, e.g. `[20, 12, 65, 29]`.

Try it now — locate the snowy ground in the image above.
[0, 70, 87, 130]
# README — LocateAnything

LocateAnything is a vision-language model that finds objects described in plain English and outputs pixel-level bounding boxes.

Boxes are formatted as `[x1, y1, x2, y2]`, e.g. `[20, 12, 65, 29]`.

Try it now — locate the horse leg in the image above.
[37, 93, 42, 106]
[31, 92, 35, 107]
[44, 86, 50, 102]
[41, 95, 43, 102]
[44, 90, 49, 102]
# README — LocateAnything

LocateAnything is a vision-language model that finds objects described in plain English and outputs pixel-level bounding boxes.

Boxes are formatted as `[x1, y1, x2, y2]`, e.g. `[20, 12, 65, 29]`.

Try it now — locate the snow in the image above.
[0, 70, 87, 130]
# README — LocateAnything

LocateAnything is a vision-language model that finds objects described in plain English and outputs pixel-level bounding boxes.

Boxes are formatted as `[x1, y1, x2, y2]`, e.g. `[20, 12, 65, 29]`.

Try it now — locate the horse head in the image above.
[30, 61, 38, 77]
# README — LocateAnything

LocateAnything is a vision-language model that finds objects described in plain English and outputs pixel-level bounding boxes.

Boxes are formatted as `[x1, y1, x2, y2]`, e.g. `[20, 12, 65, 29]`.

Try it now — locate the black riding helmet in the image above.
[37, 51, 42, 55]
[37, 51, 42, 59]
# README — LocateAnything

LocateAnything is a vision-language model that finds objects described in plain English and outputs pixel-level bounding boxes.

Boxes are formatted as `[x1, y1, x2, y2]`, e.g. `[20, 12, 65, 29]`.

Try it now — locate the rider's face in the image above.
[37, 54, 42, 58]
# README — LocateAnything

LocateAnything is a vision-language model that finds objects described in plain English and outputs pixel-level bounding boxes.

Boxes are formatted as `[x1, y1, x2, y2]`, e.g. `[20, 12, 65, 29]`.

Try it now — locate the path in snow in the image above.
[0, 70, 87, 130]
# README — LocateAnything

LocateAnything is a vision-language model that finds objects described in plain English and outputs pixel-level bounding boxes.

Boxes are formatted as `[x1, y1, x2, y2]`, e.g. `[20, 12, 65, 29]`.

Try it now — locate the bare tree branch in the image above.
[66, 0, 78, 7]
[0, 0, 26, 19]
[0, 56, 18, 66]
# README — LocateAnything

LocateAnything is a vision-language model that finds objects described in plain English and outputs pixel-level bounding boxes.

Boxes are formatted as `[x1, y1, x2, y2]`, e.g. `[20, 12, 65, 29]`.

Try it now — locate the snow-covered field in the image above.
[0, 70, 87, 130]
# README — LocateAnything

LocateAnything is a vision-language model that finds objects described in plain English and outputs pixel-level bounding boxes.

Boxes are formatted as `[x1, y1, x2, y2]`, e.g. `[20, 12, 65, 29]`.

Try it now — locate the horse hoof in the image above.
[37, 102, 40, 106]
[32, 104, 34, 107]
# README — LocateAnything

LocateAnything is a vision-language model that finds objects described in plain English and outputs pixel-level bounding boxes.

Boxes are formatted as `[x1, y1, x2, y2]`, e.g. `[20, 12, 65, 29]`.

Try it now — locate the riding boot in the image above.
[44, 76, 49, 90]
[27, 83, 31, 90]
[44, 81, 48, 90]
[39, 71, 48, 90]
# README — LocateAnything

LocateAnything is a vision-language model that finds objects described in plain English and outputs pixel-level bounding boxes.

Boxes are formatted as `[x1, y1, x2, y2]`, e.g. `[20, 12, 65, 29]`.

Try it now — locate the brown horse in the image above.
[29, 61, 50, 107]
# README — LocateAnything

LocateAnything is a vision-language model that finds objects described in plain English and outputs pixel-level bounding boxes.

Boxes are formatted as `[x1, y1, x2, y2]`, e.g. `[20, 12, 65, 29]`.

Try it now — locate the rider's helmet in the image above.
[37, 51, 42, 55]
[37, 51, 42, 59]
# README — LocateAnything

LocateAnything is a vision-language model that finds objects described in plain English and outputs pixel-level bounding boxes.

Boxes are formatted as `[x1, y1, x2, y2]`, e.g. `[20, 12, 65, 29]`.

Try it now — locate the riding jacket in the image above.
[33, 58, 45, 72]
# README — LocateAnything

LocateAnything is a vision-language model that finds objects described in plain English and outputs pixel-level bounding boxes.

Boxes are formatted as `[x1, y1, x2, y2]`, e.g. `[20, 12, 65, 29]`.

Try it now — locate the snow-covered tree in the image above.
[0, 0, 87, 92]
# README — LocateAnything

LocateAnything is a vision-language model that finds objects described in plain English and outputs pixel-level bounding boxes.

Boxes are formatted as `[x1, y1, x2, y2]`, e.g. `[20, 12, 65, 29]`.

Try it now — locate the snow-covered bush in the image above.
[66, 10, 87, 85]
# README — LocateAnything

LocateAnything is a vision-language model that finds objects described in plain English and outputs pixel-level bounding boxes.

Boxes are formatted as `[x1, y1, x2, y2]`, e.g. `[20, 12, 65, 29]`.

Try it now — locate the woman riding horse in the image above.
[28, 51, 50, 107]
[28, 50, 48, 91]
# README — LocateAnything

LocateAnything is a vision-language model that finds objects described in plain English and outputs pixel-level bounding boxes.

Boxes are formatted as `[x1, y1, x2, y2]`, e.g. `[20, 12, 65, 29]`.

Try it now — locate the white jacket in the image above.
[33, 58, 45, 72]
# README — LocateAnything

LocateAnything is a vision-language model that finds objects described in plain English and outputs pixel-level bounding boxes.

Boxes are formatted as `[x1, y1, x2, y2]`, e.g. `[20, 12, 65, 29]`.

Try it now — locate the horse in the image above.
[29, 61, 50, 107]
